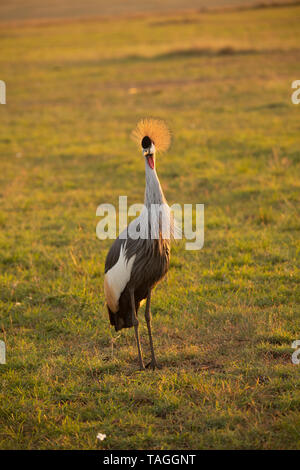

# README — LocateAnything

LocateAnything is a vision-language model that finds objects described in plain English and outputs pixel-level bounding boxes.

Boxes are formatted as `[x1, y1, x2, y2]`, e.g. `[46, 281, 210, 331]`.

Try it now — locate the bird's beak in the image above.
[143, 145, 155, 169]
[143, 147, 152, 157]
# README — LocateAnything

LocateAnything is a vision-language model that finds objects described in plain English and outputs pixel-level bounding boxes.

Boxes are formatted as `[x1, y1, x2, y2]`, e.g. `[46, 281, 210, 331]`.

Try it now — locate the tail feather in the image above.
[107, 288, 144, 332]
[107, 305, 133, 331]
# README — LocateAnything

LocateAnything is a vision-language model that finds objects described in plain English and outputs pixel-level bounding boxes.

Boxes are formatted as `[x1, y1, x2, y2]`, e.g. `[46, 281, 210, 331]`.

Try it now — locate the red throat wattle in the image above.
[147, 155, 155, 169]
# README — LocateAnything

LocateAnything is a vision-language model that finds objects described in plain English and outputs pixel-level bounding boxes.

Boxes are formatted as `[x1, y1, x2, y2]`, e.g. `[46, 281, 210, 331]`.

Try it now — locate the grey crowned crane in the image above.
[104, 119, 173, 370]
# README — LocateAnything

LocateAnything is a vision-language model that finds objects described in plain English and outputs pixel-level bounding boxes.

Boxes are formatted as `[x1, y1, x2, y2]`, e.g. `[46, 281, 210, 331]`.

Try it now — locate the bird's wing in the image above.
[104, 237, 136, 313]
[104, 236, 126, 274]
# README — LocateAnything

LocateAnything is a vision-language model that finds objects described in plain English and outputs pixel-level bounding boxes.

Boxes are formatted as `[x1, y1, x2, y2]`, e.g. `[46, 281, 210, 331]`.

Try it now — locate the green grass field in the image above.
[0, 3, 300, 450]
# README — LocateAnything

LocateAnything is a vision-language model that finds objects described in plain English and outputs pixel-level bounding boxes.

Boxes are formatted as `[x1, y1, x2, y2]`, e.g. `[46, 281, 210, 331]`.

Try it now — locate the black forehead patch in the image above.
[141, 136, 152, 149]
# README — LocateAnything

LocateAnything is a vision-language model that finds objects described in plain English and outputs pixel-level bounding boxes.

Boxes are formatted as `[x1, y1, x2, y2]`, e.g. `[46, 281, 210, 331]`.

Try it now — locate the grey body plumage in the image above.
[105, 233, 170, 332]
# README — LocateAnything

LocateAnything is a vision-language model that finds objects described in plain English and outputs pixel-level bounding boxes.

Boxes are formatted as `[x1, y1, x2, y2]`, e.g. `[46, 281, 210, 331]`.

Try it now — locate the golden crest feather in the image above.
[132, 118, 171, 153]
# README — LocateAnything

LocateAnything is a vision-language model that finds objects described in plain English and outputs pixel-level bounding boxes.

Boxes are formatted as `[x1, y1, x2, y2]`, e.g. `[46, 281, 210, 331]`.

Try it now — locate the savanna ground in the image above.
[0, 2, 300, 450]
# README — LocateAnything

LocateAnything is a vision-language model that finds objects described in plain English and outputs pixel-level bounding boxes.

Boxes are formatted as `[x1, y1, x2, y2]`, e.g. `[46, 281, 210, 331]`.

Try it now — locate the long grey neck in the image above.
[144, 160, 167, 208]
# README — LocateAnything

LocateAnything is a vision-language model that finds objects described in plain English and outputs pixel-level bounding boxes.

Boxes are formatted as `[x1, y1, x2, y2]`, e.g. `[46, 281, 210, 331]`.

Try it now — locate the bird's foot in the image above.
[138, 360, 145, 371]
[145, 359, 160, 370]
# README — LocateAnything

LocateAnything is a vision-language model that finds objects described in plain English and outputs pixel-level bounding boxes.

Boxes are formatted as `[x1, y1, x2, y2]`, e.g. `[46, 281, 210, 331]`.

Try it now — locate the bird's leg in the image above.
[129, 288, 145, 370]
[145, 289, 159, 370]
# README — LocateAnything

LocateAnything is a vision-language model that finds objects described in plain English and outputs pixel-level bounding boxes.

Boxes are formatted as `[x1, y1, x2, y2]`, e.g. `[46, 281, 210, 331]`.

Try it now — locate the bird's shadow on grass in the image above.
[158, 356, 225, 373]
[121, 355, 225, 374]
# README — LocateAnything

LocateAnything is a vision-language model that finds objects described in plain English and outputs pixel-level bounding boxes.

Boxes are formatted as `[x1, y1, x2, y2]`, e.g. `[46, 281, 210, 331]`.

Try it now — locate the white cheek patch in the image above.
[104, 244, 136, 313]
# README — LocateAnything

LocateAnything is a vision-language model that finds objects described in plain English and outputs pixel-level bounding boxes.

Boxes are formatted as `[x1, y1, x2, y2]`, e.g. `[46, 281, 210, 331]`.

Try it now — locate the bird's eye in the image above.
[141, 136, 151, 149]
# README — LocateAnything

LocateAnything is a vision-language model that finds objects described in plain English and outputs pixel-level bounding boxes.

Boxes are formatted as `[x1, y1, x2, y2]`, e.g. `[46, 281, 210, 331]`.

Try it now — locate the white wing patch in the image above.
[104, 244, 136, 313]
